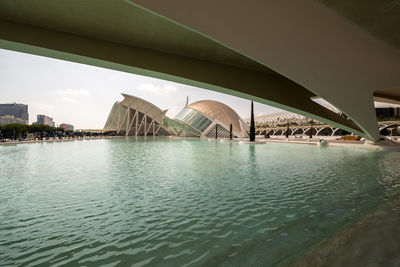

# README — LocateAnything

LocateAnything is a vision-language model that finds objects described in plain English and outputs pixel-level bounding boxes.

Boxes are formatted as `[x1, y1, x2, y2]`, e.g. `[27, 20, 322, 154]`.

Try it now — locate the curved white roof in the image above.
[120, 93, 166, 124]
[187, 100, 247, 133]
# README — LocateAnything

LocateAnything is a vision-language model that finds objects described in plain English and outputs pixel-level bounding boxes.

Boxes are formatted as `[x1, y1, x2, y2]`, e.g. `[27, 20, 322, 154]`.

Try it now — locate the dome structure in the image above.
[174, 100, 249, 138]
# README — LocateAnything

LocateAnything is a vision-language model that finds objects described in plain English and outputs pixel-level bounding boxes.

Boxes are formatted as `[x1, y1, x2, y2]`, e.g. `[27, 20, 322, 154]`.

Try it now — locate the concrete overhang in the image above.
[0, 0, 399, 140]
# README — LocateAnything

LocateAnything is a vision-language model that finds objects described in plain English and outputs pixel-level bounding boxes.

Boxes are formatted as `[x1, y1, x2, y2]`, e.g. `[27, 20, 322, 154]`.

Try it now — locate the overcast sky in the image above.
[0, 49, 285, 129]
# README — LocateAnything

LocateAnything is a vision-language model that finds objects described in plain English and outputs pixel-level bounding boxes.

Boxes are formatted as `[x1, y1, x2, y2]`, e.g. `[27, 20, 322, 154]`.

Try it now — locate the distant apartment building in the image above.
[0, 115, 27, 126]
[33, 114, 55, 127]
[60, 123, 74, 131]
[0, 103, 29, 124]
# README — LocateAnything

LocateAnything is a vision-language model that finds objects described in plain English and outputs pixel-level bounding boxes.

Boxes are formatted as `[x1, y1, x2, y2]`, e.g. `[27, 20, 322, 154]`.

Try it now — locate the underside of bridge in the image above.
[0, 0, 399, 140]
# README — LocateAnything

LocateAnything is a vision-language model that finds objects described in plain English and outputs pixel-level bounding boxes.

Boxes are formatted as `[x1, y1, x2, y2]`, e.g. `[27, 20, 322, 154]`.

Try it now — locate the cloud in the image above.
[163, 84, 178, 92]
[56, 89, 89, 105]
[61, 96, 78, 104]
[57, 89, 90, 96]
[33, 103, 54, 110]
[166, 105, 182, 117]
[137, 83, 178, 95]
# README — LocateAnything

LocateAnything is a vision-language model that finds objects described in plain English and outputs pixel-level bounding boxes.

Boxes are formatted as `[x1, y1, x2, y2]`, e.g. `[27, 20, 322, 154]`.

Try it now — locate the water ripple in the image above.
[1, 138, 399, 266]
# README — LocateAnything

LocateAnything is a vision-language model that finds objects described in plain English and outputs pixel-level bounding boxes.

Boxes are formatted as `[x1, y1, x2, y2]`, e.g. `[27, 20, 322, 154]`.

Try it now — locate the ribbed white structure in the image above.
[175, 100, 249, 138]
[245, 112, 320, 127]
[103, 94, 170, 136]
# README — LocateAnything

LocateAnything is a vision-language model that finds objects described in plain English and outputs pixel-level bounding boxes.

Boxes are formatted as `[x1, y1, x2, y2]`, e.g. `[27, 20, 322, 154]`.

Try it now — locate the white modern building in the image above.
[174, 100, 249, 138]
[103, 94, 171, 136]
[103, 94, 249, 138]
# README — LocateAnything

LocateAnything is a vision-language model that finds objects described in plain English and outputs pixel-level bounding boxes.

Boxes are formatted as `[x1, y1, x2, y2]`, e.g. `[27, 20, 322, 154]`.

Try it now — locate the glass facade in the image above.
[205, 124, 231, 138]
[103, 103, 129, 131]
[163, 117, 201, 137]
[174, 108, 212, 133]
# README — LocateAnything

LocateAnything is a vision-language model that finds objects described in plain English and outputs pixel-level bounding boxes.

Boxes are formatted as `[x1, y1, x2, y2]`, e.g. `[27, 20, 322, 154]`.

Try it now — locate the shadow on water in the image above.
[248, 144, 256, 171]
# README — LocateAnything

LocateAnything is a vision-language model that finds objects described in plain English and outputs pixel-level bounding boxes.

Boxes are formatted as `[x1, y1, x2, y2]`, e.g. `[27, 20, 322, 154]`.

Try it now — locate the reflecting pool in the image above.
[1, 138, 399, 266]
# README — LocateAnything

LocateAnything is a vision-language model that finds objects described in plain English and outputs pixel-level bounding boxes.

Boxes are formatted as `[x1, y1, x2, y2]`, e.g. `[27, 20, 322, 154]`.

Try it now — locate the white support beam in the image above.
[137, 114, 146, 136]
[144, 114, 147, 137]
[154, 124, 162, 136]
[125, 107, 130, 136]
[145, 120, 153, 136]
[127, 109, 138, 136]
[117, 107, 128, 133]
[117, 106, 122, 131]
[135, 110, 138, 137]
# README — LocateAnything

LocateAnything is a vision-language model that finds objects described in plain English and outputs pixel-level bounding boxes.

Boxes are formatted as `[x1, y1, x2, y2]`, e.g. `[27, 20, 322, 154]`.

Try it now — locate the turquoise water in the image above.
[1, 138, 399, 266]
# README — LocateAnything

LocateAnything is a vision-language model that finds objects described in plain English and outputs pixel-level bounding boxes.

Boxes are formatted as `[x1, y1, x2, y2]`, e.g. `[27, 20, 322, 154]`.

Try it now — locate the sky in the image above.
[1, 49, 397, 129]
[0, 49, 283, 129]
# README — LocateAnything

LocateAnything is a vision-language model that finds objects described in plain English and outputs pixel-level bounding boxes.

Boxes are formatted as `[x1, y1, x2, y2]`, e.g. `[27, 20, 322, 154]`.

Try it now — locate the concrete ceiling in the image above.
[0, 0, 272, 73]
[318, 0, 400, 102]
[319, 0, 400, 51]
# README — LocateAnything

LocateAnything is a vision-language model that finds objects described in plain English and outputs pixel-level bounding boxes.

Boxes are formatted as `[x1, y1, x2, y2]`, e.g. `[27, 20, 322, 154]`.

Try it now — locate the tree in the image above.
[0, 124, 69, 140]
[250, 101, 255, 141]
[0, 123, 27, 139]
[286, 123, 289, 138]
[229, 124, 232, 140]
[215, 124, 218, 139]
[27, 124, 59, 140]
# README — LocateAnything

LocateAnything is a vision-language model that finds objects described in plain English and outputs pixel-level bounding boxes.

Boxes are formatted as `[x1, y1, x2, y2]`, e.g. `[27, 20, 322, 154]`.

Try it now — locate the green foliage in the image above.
[0, 123, 61, 139]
